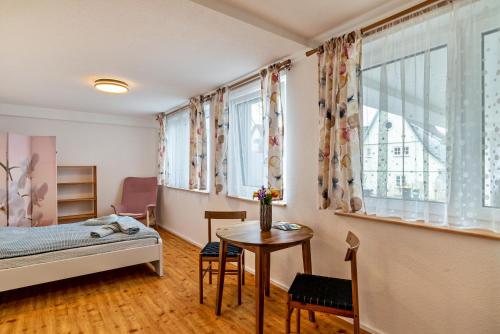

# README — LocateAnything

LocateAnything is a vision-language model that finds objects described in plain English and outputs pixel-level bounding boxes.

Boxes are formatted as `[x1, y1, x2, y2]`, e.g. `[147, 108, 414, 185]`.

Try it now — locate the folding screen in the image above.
[0, 133, 6, 227]
[0, 133, 57, 227]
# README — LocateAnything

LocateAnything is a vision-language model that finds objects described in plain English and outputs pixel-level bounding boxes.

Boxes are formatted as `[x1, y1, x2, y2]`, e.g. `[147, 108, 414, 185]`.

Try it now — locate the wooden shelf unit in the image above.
[58, 213, 96, 223]
[57, 197, 96, 203]
[57, 181, 94, 185]
[57, 166, 97, 224]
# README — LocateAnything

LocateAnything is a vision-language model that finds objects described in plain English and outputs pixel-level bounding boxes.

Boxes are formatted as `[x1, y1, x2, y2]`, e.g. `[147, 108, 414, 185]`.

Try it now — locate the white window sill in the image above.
[226, 195, 287, 207]
[335, 211, 500, 241]
[165, 185, 210, 195]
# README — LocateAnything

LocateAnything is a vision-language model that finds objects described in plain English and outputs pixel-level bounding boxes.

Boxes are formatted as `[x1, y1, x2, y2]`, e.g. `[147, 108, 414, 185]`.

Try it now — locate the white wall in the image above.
[159, 56, 500, 334]
[0, 103, 158, 216]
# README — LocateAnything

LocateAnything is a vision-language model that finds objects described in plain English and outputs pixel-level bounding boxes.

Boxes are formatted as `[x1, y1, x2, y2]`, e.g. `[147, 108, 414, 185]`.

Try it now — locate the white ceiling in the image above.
[211, 0, 411, 40]
[0, 0, 411, 116]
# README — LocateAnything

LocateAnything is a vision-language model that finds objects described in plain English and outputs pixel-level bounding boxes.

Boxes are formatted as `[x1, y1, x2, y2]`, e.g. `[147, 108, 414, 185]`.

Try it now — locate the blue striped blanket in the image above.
[0, 219, 160, 260]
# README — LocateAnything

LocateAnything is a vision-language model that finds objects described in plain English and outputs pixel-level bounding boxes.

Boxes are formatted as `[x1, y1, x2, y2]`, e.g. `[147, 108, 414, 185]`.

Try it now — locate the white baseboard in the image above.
[159, 224, 204, 248]
[160, 224, 383, 334]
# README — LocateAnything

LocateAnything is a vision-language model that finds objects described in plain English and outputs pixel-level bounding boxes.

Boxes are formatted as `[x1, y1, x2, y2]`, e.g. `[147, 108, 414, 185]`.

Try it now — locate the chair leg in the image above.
[146, 210, 150, 228]
[354, 314, 360, 334]
[241, 251, 245, 285]
[208, 261, 213, 285]
[237, 256, 242, 305]
[199, 256, 204, 304]
[296, 308, 301, 334]
[151, 209, 156, 227]
[285, 296, 292, 334]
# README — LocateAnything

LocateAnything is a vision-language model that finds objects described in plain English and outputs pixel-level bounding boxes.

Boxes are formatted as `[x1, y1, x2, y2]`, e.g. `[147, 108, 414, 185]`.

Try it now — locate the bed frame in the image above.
[0, 238, 163, 293]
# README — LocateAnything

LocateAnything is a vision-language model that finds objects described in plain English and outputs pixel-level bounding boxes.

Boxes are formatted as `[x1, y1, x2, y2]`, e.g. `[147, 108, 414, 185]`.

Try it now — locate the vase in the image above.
[260, 203, 272, 232]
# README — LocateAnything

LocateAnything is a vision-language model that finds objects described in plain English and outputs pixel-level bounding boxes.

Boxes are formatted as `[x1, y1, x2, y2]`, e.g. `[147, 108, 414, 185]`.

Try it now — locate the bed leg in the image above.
[153, 238, 164, 276]
[153, 260, 164, 276]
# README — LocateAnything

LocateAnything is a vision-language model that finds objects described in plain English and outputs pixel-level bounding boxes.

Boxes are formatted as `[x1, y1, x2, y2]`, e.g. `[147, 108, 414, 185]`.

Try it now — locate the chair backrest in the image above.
[344, 231, 360, 324]
[121, 177, 158, 213]
[204, 211, 246, 243]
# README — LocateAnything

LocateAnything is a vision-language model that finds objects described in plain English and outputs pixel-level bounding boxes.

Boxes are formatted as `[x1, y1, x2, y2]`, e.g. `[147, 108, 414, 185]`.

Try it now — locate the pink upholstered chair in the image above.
[111, 177, 158, 227]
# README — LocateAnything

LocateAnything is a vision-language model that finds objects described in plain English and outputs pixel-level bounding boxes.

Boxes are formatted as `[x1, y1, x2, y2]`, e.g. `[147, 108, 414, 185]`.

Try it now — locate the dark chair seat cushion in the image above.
[200, 242, 243, 257]
[288, 273, 353, 311]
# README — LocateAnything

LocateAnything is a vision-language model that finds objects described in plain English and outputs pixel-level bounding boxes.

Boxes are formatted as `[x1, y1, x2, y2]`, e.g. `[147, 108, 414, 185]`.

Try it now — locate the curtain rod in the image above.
[156, 103, 189, 120]
[305, 0, 449, 57]
[157, 59, 291, 120]
[228, 59, 291, 91]
[201, 87, 226, 103]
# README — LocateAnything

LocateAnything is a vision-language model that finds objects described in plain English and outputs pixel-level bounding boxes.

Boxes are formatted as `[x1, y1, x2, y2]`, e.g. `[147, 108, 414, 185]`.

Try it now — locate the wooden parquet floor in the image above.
[0, 228, 364, 334]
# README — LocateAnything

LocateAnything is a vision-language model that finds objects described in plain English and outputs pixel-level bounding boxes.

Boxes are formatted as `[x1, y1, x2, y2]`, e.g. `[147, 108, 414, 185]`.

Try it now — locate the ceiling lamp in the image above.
[94, 79, 129, 94]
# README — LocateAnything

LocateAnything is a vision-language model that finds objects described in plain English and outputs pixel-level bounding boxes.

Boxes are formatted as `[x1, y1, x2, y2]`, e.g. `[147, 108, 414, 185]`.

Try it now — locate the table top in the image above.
[216, 221, 314, 247]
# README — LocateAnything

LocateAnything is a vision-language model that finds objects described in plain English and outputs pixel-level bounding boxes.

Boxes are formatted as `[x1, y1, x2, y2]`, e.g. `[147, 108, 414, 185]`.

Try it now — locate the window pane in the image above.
[166, 109, 190, 189]
[362, 47, 447, 202]
[483, 28, 500, 208]
[203, 102, 211, 190]
[228, 81, 265, 199]
[238, 97, 264, 187]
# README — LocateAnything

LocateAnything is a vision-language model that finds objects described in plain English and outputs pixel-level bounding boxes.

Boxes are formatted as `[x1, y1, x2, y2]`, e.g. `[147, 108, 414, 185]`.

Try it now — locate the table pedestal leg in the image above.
[255, 248, 265, 334]
[302, 240, 315, 322]
[215, 240, 228, 316]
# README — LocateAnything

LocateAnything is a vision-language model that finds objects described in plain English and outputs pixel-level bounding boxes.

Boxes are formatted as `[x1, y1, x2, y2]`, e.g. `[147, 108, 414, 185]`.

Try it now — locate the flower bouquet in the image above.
[253, 187, 280, 232]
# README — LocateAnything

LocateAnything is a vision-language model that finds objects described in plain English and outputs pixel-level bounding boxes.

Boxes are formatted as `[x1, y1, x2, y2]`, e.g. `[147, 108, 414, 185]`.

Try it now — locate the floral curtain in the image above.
[188, 97, 207, 190]
[261, 65, 284, 199]
[157, 113, 167, 186]
[213, 88, 228, 194]
[317, 31, 364, 212]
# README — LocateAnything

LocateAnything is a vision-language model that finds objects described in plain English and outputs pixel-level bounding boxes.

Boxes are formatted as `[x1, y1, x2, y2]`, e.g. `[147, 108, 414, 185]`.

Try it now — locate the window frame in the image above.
[165, 108, 190, 190]
[227, 81, 266, 199]
[226, 72, 287, 203]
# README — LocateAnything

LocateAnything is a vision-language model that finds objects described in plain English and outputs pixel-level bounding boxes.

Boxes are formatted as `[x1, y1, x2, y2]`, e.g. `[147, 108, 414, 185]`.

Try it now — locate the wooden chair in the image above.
[286, 231, 360, 334]
[199, 211, 246, 305]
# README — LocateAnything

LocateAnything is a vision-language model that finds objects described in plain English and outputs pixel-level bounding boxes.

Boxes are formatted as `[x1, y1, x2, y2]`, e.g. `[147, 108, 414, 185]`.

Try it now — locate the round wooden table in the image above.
[215, 221, 314, 334]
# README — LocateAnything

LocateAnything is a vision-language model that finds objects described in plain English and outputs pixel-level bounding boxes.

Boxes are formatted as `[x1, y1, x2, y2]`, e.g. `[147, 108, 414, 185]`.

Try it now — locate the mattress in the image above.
[0, 237, 158, 270]
[0, 219, 160, 260]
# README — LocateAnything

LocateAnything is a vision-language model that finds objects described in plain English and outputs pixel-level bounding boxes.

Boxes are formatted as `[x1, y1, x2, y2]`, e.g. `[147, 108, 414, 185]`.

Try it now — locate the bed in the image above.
[0, 219, 163, 292]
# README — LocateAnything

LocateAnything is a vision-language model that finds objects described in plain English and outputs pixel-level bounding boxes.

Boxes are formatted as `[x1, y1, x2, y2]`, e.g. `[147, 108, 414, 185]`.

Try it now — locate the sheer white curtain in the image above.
[227, 80, 266, 199]
[166, 109, 190, 189]
[361, 0, 500, 231]
[446, 0, 500, 231]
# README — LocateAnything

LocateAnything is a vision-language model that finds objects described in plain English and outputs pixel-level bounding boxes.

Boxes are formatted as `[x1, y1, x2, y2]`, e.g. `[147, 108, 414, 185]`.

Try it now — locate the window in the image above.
[483, 28, 500, 208]
[202, 101, 211, 190]
[362, 45, 447, 203]
[393, 146, 409, 156]
[395, 175, 406, 187]
[228, 80, 265, 198]
[166, 109, 190, 189]
[360, 0, 500, 230]
[227, 74, 287, 200]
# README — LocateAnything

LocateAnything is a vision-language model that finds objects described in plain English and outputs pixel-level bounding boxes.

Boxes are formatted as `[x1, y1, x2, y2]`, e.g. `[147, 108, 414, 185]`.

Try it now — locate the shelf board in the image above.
[58, 197, 96, 203]
[58, 213, 95, 222]
[57, 181, 94, 185]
